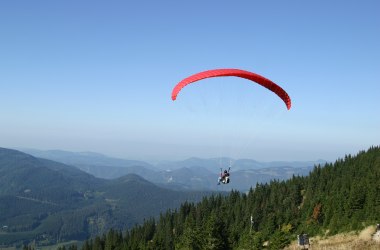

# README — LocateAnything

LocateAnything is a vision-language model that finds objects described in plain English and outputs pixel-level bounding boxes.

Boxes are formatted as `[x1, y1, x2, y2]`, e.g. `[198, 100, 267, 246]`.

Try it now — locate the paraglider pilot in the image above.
[218, 168, 230, 185]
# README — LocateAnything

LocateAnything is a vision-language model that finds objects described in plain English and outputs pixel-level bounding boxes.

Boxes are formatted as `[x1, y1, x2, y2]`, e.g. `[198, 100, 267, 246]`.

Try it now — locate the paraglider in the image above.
[171, 68, 291, 110]
[171, 68, 292, 185]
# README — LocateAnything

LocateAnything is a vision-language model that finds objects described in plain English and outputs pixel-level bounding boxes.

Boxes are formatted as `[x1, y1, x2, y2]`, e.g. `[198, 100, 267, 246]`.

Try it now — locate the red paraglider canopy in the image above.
[171, 68, 291, 110]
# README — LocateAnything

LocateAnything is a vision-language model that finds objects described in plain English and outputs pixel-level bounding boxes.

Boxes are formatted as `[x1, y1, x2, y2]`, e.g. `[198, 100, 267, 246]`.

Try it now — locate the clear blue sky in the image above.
[1, 1, 379, 162]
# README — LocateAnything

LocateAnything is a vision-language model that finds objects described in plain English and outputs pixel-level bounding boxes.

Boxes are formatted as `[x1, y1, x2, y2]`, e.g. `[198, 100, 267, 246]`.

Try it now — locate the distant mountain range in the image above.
[19, 148, 327, 191]
[0, 148, 212, 246]
[17, 148, 154, 169]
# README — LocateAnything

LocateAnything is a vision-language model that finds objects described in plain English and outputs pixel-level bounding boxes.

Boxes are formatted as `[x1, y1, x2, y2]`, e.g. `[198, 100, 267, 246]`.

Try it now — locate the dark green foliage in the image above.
[76, 146, 380, 249]
[252, 231, 264, 250]
[204, 213, 230, 249]
[22, 245, 35, 250]
[268, 230, 290, 250]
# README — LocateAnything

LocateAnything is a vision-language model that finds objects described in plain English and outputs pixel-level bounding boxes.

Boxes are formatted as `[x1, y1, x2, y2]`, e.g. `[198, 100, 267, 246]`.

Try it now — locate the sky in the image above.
[1, 1, 379, 163]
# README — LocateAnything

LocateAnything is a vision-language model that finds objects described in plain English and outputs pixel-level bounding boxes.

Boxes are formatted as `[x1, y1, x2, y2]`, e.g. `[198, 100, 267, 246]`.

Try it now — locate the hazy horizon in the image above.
[11, 146, 368, 165]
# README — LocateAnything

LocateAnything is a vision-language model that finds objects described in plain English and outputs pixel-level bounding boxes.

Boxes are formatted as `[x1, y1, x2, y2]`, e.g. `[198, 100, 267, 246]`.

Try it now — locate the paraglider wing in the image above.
[171, 68, 291, 110]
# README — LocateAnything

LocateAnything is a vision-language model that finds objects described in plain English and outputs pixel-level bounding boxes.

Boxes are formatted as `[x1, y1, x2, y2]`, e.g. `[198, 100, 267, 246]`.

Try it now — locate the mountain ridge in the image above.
[18, 148, 325, 191]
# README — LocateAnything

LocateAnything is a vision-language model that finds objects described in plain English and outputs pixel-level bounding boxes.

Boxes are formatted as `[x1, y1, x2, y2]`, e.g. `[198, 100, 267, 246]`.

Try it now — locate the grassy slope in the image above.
[285, 225, 380, 250]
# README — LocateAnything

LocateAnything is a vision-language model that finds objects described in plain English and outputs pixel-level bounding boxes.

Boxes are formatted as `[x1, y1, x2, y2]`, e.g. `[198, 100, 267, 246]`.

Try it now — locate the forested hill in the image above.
[0, 148, 213, 247]
[77, 146, 380, 249]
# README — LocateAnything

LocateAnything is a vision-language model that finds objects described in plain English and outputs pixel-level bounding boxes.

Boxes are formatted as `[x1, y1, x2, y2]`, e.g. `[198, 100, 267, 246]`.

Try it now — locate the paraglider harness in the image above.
[219, 167, 230, 184]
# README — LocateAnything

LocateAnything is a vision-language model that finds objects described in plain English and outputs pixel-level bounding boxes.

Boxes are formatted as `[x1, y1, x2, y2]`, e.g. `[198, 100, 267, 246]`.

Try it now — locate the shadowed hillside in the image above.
[0, 148, 212, 247]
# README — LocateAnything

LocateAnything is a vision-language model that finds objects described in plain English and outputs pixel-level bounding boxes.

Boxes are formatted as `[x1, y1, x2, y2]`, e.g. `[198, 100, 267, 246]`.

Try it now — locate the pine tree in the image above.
[268, 230, 290, 250]
[205, 213, 230, 250]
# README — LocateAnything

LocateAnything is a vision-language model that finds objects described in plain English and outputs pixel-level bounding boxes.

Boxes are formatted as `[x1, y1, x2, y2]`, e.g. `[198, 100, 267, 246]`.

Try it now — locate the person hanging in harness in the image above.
[217, 168, 230, 185]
